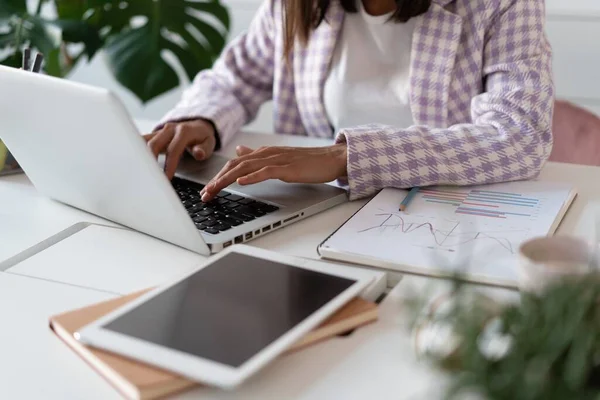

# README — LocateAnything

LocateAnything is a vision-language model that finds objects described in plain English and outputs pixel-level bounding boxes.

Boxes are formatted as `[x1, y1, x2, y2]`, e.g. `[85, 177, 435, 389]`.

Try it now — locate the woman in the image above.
[145, 0, 554, 202]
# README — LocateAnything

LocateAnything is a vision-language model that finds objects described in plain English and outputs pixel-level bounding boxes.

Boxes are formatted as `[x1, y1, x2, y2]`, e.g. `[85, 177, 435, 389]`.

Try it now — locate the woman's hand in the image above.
[200, 144, 348, 201]
[143, 119, 217, 179]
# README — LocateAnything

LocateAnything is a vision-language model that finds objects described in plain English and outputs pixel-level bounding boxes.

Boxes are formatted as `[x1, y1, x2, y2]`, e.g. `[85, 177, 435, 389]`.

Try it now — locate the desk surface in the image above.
[2, 124, 600, 399]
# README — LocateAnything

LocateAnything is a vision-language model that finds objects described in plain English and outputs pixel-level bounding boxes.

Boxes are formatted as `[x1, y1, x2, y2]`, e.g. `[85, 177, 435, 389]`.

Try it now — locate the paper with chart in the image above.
[321, 181, 576, 286]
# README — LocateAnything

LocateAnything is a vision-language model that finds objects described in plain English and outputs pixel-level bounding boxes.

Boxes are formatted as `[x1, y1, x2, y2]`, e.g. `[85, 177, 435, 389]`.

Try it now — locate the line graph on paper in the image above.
[357, 211, 530, 255]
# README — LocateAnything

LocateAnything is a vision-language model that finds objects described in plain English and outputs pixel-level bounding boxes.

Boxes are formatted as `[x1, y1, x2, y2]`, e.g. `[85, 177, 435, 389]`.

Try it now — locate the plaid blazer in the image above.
[160, 0, 554, 200]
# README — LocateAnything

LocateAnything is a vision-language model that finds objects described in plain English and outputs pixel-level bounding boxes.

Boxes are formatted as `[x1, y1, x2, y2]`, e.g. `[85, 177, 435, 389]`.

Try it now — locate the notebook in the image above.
[319, 181, 577, 288]
[49, 289, 378, 400]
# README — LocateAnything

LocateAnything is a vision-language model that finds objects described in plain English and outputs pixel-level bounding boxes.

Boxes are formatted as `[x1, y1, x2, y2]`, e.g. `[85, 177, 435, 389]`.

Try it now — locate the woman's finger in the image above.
[190, 134, 216, 161]
[147, 125, 175, 159]
[202, 157, 284, 201]
[200, 153, 258, 196]
[237, 165, 291, 185]
[199, 147, 284, 197]
[236, 145, 254, 156]
[143, 132, 158, 142]
[191, 144, 206, 160]
[164, 125, 192, 179]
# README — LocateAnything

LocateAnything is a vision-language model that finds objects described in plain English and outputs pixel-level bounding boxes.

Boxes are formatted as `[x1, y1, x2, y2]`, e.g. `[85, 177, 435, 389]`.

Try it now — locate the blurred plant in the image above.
[0, 0, 229, 102]
[413, 275, 600, 400]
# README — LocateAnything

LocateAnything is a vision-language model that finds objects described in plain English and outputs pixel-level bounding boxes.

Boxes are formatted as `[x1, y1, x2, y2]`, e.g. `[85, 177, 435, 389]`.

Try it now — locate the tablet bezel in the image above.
[76, 245, 372, 389]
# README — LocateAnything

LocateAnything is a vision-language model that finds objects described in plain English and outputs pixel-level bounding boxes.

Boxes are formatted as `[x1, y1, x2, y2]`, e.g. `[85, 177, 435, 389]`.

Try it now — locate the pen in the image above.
[399, 187, 419, 212]
[31, 53, 44, 73]
[22, 48, 31, 71]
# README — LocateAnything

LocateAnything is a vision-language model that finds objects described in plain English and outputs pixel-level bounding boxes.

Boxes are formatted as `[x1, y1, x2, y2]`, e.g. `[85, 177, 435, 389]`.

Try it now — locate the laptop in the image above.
[0, 66, 347, 255]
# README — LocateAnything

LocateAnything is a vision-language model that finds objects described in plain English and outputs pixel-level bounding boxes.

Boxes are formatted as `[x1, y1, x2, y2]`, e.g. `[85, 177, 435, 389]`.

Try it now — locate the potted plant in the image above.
[0, 0, 230, 103]
[414, 275, 600, 399]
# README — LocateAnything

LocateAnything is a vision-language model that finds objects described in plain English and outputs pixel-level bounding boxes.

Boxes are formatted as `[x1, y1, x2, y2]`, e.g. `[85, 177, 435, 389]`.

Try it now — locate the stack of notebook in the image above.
[49, 289, 378, 400]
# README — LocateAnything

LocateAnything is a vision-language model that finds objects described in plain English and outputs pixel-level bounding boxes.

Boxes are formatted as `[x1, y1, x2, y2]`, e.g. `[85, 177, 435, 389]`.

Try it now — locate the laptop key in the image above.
[230, 212, 255, 222]
[251, 202, 278, 212]
[204, 228, 220, 235]
[189, 205, 204, 213]
[212, 206, 229, 214]
[197, 209, 212, 217]
[238, 206, 266, 217]
[214, 223, 232, 232]
[214, 211, 229, 219]
[193, 216, 207, 224]
[203, 220, 218, 227]
[225, 202, 240, 209]
[216, 198, 230, 205]
[216, 191, 230, 198]
[223, 217, 243, 226]
[225, 194, 244, 202]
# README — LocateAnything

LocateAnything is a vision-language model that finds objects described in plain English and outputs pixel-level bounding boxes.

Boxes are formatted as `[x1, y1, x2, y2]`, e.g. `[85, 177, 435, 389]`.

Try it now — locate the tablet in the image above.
[76, 245, 371, 389]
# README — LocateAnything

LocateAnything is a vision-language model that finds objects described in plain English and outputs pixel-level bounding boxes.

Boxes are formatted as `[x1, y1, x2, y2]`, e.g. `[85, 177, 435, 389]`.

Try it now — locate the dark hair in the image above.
[283, 0, 431, 56]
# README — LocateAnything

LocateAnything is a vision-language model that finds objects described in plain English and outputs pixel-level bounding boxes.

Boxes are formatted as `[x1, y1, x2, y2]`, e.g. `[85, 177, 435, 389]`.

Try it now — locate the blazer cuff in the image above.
[335, 130, 372, 201]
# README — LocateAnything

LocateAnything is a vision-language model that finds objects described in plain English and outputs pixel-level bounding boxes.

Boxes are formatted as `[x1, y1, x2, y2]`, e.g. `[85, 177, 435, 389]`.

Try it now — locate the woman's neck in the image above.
[361, 0, 397, 16]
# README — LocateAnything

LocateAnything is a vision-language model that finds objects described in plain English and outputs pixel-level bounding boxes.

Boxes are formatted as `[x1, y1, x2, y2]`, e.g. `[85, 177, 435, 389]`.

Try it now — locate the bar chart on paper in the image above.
[419, 188, 543, 220]
[319, 181, 577, 286]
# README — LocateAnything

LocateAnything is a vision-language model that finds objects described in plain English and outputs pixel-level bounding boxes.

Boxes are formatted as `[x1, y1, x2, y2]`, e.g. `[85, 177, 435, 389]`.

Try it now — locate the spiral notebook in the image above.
[319, 181, 577, 288]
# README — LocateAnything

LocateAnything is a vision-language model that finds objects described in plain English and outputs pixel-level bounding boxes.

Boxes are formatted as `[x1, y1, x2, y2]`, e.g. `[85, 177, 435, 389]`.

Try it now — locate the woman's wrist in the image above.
[330, 143, 348, 178]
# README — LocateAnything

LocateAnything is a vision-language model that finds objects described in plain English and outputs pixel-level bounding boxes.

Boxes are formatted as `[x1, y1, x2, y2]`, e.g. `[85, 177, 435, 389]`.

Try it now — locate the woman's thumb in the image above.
[236, 145, 254, 156]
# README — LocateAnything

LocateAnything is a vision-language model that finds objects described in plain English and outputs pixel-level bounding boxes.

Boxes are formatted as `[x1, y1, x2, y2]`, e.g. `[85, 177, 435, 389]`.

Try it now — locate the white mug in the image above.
[518, 236, 598, 293]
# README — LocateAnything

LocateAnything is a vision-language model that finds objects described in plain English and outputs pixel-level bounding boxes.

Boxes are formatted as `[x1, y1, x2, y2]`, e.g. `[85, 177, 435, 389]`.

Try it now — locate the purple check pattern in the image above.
[159, 0, 554, 200]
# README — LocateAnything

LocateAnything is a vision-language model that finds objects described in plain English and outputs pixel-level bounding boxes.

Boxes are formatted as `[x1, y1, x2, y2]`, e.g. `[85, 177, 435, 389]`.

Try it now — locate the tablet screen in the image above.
[102, 253, 356, 367]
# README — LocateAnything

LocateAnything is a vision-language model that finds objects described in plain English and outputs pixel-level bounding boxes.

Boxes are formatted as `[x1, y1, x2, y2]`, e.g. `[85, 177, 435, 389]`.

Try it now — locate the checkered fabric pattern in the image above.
[159, 0, 554, 200]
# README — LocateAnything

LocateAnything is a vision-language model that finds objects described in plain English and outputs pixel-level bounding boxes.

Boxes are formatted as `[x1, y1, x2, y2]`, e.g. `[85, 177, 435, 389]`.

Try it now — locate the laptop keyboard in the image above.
[171, 177, 279, 235]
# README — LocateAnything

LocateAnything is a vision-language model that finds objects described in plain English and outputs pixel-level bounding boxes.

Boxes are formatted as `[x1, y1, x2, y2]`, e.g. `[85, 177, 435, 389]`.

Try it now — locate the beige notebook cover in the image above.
[50, 289, 378, 400]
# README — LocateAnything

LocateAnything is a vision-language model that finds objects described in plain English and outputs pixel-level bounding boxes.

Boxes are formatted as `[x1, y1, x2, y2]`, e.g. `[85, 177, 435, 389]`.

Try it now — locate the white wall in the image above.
[545, 0, 600, 116]
[59, 0, 600, 129]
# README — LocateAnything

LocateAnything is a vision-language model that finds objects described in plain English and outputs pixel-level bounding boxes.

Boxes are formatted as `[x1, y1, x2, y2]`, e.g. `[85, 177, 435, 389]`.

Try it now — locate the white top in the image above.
[324, 2, 418, 131]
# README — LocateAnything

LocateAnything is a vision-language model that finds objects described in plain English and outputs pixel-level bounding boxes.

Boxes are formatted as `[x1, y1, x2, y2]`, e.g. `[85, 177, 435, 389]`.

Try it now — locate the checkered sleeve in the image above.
[336, 0, 554, 200]
[156, 0, 276, 146]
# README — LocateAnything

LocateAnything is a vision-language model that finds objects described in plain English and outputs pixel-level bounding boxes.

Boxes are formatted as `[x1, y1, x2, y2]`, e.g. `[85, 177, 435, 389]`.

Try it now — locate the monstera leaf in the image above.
[57, 0, 230, 103]
[0, 0, 61, 70]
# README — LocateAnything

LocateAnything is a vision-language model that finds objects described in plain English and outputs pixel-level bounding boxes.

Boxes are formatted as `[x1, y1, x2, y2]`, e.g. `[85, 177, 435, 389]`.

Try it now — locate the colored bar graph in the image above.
[420, 189, 468, 207]
[418, 188, 540, 220]
[458, 189, 537, 219]
[455, 206, 532, 218]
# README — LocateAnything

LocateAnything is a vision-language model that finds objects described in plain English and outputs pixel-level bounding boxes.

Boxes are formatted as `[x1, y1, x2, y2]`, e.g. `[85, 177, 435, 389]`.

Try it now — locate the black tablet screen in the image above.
[103, 252, 355, 367]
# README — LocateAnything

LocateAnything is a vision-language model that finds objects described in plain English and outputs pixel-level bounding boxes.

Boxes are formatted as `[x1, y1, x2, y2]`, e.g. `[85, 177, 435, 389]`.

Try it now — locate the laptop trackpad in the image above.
[176, 154, 229, 178]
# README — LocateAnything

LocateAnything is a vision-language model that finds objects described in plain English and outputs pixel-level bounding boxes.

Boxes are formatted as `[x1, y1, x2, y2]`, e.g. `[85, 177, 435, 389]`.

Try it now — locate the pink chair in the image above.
[550, 100, 600, 166]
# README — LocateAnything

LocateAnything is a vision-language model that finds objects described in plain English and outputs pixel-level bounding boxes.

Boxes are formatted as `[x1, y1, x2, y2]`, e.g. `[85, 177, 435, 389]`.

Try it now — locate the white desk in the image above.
[2, 125, 600, 399]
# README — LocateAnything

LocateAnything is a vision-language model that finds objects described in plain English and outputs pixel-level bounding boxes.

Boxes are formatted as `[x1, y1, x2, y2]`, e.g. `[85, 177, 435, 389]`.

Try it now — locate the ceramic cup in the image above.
[518, 236, 598, 293]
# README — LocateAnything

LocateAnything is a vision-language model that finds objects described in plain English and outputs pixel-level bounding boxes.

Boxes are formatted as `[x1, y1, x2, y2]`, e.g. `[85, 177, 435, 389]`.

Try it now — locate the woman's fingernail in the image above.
[201, 193, 209, 202]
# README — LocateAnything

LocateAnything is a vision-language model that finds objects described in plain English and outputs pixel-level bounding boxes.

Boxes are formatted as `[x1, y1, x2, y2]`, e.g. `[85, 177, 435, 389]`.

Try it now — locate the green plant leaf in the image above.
[50, 19, 102, 59]
[0, 50, 23, 69]
[0, 0, 27, 20]
[104, 25, 179, 103]
[74, 0, 229, 103]
[0, 0, 64, 73]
